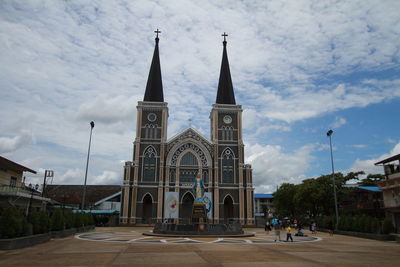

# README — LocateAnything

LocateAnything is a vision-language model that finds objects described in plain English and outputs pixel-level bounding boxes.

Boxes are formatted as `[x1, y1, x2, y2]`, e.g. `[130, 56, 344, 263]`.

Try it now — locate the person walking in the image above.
[265, 220, 271, 234]
[274, 220, 281, 242]
[286, 225, 293, 242]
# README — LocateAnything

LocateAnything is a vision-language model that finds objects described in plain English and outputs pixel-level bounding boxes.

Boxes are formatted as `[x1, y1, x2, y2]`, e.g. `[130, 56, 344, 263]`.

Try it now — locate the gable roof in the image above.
[167, 127, 211, 145]
[0, 156, 36, 174]
[375, 153, 400, 165]
[94, 191, 121, 206]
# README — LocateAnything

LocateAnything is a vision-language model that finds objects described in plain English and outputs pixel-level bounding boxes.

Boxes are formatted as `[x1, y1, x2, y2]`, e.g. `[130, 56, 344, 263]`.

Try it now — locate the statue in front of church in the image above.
[193, 171, 205, 201]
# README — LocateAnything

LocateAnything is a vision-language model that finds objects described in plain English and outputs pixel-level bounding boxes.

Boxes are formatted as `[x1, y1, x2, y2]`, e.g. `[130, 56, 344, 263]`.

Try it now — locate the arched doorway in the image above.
[181, 192, 194, 223]
[223, 195, 234, 223]
[142, 194, 153, 224]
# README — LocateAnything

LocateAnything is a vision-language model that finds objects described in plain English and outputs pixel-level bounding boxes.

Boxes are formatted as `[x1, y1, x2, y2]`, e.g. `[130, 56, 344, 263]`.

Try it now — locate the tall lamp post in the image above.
[81, 121, 94, 210]
[327, 129, 339, 230]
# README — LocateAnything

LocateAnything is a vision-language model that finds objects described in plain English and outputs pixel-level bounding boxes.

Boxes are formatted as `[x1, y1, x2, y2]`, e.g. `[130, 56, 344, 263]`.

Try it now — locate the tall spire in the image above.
[216, 32, 236, 105]
[144, 29, 164, 102]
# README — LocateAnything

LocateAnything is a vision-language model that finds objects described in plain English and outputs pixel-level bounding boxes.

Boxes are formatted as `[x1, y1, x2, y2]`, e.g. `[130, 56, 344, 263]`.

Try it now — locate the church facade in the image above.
[120, 32, 254, 225]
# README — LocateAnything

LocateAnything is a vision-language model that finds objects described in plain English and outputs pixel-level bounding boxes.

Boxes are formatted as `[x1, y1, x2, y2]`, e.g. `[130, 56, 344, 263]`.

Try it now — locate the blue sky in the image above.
[0, 0, 399, 193]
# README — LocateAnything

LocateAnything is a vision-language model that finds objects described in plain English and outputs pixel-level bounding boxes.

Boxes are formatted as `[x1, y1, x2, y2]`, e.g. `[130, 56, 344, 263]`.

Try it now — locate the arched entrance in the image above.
[142, 194, 153, 224]
[223, 195, 234, 223]
[181, 192, 194, 223]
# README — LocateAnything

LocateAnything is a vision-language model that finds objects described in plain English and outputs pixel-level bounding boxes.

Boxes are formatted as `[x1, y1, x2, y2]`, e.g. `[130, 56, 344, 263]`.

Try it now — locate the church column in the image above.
[157, 144, 165, 220]
[165, 166, 170, 192]
[239, 147, 245, 224]
[213, 144, 219, 223]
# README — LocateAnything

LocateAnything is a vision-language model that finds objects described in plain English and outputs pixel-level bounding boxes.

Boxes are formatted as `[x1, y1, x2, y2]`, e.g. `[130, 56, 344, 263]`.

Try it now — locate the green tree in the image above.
[273, 183, 298, 217]
[358, 174, 385, 186]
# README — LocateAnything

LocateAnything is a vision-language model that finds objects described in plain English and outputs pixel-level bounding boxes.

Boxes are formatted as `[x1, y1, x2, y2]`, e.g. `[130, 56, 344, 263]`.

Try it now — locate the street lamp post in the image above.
[327, 129, 339, 230]
[81, 121, 94, 210]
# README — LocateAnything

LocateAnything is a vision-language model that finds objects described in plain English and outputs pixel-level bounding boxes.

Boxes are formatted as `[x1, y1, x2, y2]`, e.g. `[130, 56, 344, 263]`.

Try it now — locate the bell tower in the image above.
[210, 33, 254, 225]
[121, 29, 168, 224]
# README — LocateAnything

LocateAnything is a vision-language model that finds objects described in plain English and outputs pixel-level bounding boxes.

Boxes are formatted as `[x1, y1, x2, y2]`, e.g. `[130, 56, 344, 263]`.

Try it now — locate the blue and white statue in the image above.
[193, 172, 205, 202]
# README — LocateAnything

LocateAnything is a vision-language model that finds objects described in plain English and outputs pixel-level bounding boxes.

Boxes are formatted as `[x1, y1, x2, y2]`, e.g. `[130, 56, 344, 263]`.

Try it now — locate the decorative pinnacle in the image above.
[222, 32, 228, 44]
[154, 28, 161, 42]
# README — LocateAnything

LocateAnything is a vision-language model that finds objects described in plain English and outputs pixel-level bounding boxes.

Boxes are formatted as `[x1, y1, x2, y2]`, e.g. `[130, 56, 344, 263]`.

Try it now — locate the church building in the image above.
[120, 31, 254, 226]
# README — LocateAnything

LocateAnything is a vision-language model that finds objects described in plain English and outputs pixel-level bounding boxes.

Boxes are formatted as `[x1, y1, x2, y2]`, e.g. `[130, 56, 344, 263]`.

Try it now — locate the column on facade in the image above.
[157, 144, 165, 221]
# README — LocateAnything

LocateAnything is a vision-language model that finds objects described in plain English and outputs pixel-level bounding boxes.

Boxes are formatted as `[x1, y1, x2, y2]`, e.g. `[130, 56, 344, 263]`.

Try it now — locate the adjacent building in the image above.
[0, 156, 48, 210]
[120, 33, 254, 225]
[375, 154, 400, 232]
[254, 193, 274, 227]
[340, 186, 384, 218]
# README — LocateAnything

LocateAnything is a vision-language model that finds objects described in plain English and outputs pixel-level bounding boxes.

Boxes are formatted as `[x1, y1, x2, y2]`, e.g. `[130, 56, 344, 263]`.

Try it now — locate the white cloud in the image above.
[330, 116, 347, 129]
[0, 131, 35, 153]
[246, 143, 314, 193]
[350, 142, 400, 174]
[351, 144, 367, 149]
[92, 170, 120, 185]
[0, 0, 399, 189]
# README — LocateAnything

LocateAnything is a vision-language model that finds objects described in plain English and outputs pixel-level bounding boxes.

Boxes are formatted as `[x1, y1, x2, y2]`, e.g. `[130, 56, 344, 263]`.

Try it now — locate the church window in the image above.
[221, 126, 233, 141]
[221, 148, 234, 183]
[227, 126, 233, 141]
[181, 151, 198, 166]
[142, 146, 157, 182]
[179, 151, 199, 183]
[169, 169, 175, 184]
[144, 124, 158, 139]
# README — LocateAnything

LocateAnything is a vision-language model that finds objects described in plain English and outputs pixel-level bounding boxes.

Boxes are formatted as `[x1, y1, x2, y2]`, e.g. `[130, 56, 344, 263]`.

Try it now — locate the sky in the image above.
[0, 0, 399, 193]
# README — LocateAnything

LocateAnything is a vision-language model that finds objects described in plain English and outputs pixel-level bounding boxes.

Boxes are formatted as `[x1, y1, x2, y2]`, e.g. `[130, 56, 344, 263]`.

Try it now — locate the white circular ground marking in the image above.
[76, 230, 321, 244]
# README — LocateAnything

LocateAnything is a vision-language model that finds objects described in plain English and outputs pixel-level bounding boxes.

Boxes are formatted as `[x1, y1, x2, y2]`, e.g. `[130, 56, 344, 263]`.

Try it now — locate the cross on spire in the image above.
[222, 32, 228, 42]
[154, 28, 161, 38]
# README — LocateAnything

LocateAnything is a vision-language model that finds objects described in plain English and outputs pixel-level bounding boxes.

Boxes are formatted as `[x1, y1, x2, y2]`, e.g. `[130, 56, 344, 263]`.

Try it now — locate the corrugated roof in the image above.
[46, 185, 121, 206]
[358, 186, 382, 192]
[254, 193, 273, 199]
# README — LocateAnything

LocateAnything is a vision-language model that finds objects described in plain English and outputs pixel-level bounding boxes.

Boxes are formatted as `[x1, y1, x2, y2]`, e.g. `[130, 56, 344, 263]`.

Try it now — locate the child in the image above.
[286, 225, 293, 242]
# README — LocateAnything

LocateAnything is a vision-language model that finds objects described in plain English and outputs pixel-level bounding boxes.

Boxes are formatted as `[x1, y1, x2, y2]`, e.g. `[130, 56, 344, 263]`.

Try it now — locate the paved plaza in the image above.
[0, 227, 399, 266]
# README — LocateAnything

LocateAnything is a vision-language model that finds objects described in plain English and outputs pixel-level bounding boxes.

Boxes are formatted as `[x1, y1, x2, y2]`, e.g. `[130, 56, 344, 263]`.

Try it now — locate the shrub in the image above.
[362, 216, 370, 233]
[64, 210, 74, 229]
[28, 209, 41, 234]
[51, 209, 65, 231]
[370, 218, 379, 234]
[0, 206, 24, 238]
[382, 217, 394, 234]
[73, 212, 84, 228]
[38, 211, 50, 233]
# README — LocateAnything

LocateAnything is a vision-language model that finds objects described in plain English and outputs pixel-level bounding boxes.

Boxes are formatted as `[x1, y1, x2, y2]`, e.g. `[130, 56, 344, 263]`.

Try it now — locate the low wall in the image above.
[0, 225, 95, 250]
[0, 233, 51, 250]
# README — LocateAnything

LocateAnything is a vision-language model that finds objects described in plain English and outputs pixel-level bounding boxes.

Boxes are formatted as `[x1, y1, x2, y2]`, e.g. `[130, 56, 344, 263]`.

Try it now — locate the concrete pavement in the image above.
[0, 227, 399, 266]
